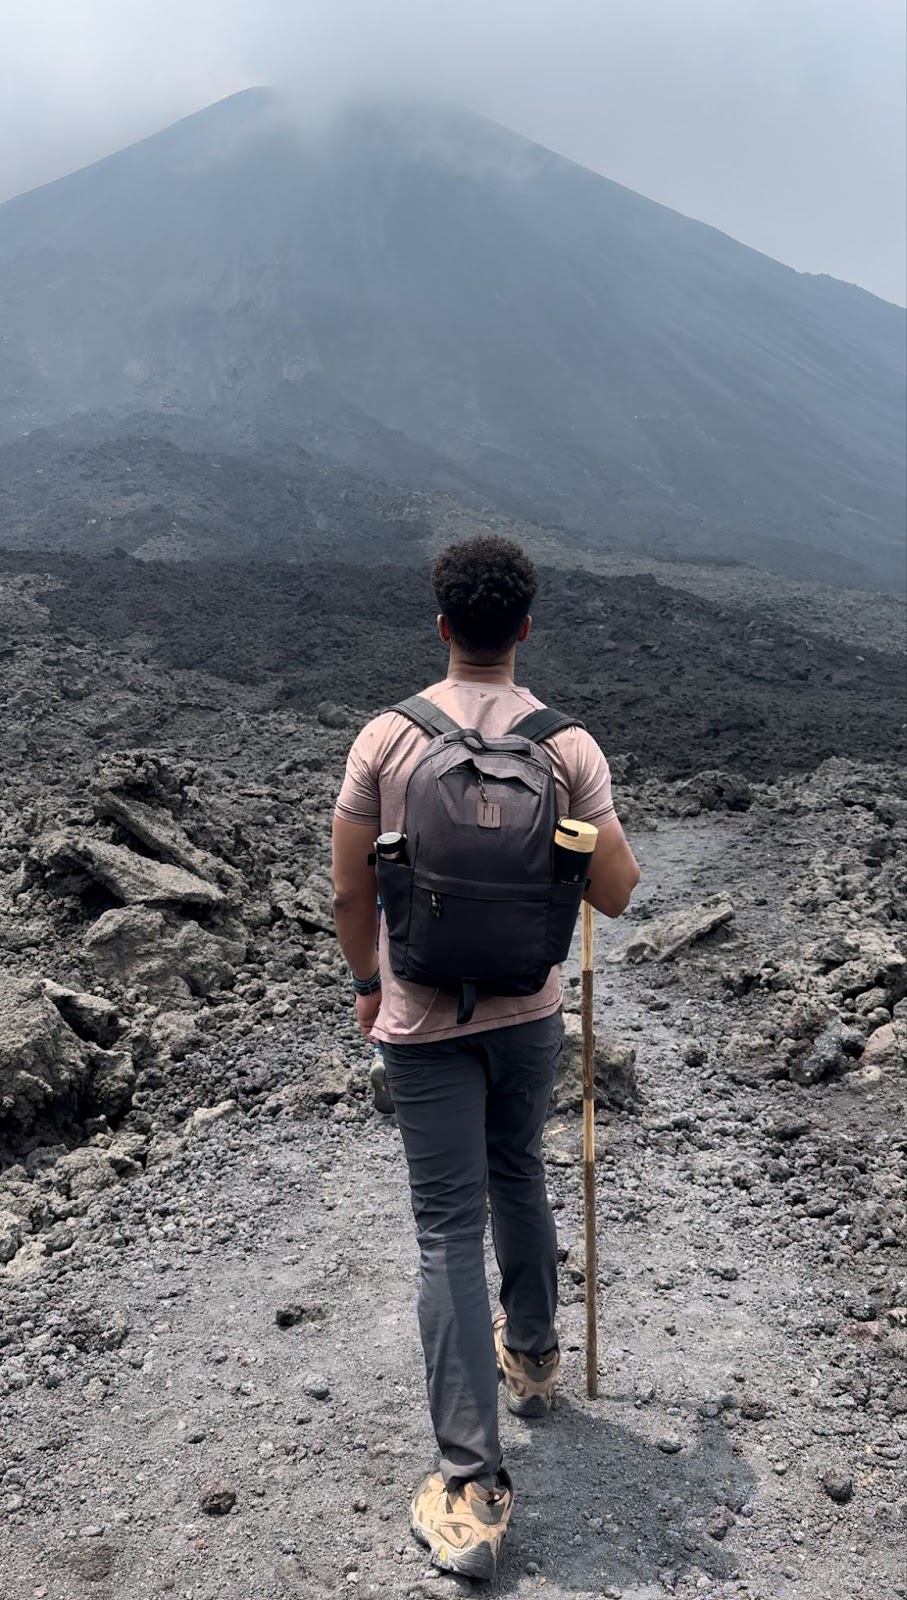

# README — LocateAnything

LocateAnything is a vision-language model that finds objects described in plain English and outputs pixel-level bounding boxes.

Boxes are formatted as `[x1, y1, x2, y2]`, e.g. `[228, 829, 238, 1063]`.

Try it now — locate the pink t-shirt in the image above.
[335, 679, 616, 1044]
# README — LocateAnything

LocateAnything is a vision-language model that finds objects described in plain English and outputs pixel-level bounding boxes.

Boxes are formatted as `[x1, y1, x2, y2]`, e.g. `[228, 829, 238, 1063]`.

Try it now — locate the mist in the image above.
[1, 0, 904, 304]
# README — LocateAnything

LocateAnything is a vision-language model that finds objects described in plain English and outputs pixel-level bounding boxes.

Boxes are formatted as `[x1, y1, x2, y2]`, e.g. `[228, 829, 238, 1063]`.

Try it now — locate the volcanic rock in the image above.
[200, 1481, 237, 1516]
[41, 982, 120, 1047]
[860, 1021, 906, 1073]
[676, 771, 753, 813]
[148, 1010, 202, 1061]
[789, 1018, 848, 1086]
[820, 1470, 854, 1505]
[613, 896, 735, 964]
[553, 1015, 639, 1111]
[94, 787, 240, 893]
[0, 1209, 24, 1264]
[83, 907, 243, 998]
[315, 701, 349, 729]
[0, 976, 90, 1131]
[33, 829, 225, 907]
[85, 1048, 136, 1120]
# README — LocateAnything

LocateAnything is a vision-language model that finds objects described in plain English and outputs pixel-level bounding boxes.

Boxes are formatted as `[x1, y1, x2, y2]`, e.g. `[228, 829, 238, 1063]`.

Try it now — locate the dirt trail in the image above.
[3, 809, 904, 1600]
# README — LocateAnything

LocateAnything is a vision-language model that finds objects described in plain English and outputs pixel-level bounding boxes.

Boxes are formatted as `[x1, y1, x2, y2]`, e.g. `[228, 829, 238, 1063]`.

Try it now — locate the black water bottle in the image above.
[553, 818, 597, 883]
[375, 831, 409, 865]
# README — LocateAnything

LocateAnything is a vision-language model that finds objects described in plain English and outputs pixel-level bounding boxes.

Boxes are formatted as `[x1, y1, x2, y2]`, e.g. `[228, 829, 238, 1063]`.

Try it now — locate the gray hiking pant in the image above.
[382, 1011, 563, 1486]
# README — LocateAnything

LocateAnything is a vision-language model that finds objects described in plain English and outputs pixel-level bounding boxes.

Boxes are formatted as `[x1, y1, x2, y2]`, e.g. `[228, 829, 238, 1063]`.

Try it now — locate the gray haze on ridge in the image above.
[1, 0, 905, 305]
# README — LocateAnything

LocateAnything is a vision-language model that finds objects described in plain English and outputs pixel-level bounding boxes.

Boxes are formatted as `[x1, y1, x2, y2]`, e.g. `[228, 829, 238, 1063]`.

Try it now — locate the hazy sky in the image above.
[2, 0, 905, 305]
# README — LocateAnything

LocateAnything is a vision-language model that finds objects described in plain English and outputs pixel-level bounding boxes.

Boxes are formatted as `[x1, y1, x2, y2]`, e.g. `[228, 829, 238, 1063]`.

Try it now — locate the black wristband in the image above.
[351, 970, 381, 996]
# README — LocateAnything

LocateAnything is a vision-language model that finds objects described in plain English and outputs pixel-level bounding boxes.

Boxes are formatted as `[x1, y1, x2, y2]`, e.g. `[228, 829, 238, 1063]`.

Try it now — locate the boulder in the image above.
[553, 1014, 639, 1112]
[53, 1147, 118, 1198]
[94, 789, 242, 896]
[0, 975, 89, 1130]
[186, 1100, 237, 1135]
[860, 1021, 906, 1074]
[612, 897, 735, 964]
[149, 1010, 202, 1062]
[315, 701, 348, 729]
[789, 1018, 848, 1086]
[41, 981, 120, 1047]
[676, 771, 753, 813]
[86, 1048, 136, 1119]
[33, 830, 225, 907]
[0, 1209, 24, 1265]
[84, 908, 242, 999]
[827, 934, 907, 1009]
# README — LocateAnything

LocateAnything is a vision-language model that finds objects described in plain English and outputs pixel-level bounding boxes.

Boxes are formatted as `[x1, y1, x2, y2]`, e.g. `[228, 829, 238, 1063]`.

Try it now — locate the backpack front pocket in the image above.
[404, 871, 551, 993]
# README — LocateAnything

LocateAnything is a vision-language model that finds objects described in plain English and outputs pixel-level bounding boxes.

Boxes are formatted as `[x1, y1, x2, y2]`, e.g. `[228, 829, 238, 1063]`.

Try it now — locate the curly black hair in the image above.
[431, 536, 538, 658]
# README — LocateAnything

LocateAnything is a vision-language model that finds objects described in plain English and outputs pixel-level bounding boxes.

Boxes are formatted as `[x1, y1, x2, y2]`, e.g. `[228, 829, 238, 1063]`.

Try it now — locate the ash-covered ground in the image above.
[0, 551, 905, 1600]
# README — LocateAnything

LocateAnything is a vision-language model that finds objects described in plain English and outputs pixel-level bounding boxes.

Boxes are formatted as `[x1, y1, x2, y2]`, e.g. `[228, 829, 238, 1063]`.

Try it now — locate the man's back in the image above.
[336, 676, 615, 1043]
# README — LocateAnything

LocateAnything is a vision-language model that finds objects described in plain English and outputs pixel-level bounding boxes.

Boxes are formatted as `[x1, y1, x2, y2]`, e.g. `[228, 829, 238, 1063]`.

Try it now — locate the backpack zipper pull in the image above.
[431, 891, 442, 919]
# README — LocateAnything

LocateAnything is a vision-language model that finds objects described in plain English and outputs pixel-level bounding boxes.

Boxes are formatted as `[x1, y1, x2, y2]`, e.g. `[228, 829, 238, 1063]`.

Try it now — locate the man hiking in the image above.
[332, 536, 639, 1581]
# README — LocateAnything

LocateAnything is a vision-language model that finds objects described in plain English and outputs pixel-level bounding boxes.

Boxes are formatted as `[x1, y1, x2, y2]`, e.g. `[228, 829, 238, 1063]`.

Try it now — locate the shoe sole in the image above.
[410, 1515, 497, 1582]
[369, 1063, 395, 1115]
[501, 1386, 553, 1418]
[494, 1338, 556, 1418]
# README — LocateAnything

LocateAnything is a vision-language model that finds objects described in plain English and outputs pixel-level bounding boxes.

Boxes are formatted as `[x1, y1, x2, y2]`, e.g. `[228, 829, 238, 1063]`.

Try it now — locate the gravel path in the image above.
[2, 807, 904, 1600]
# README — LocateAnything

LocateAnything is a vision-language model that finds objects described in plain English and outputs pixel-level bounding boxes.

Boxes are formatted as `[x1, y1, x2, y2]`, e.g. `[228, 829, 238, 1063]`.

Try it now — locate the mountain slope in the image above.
[0, 89, 904, 588]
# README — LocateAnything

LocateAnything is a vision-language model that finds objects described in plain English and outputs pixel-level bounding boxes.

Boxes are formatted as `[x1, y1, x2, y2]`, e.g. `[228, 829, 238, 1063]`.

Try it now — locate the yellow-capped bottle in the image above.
[553, 818, 597, 884]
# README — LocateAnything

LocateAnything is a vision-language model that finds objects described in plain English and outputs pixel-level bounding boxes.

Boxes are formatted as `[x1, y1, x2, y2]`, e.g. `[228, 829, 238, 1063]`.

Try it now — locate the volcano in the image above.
[0, 89, 904, 589]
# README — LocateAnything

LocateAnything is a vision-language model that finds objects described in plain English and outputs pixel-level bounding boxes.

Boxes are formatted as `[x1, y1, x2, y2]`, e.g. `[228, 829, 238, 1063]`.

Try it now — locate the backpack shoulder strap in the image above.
[510, 706, 585, 744]
[392, 695, 462, 740]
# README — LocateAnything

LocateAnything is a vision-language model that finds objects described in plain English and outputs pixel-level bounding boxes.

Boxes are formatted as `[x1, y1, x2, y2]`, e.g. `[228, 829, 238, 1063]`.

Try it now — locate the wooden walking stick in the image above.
[581, 898, 598, 1398]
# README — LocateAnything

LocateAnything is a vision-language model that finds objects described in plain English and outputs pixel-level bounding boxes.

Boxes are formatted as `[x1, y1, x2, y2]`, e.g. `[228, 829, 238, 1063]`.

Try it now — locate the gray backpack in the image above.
[376, 695, 588, 1024]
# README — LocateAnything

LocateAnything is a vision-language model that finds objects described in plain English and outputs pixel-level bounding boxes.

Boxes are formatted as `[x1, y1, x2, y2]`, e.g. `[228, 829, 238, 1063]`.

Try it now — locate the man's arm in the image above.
[332, 817, 380, 974]
[332, 817, 381, 1035]
[583, 815, 640, 917]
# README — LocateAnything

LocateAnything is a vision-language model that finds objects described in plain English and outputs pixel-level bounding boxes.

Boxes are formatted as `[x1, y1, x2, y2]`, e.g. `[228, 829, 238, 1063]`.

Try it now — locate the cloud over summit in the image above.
[1, 0, 904, 303]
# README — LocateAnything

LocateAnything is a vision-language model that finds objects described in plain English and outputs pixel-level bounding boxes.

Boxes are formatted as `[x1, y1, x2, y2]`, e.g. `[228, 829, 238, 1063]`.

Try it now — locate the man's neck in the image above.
[446, 647, 517, 686]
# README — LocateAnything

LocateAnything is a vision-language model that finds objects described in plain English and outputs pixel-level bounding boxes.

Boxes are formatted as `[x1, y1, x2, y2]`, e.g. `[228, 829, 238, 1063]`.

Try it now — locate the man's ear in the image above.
[517, 615, 532, 643]
[438, 615, 453, 643]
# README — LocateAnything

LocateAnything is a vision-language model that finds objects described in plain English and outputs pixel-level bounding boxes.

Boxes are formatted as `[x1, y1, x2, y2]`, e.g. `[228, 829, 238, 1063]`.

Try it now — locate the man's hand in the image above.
[355, 991, 382, 1038]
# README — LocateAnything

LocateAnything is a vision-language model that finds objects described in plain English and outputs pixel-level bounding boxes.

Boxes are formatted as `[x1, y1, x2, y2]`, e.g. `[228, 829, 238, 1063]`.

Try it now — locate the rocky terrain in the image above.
[1, 550, 905, 1599]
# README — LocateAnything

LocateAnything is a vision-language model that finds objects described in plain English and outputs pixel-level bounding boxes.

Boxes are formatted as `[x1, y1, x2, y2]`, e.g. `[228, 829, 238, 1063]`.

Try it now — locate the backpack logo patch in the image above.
[477, 800, 502, 829]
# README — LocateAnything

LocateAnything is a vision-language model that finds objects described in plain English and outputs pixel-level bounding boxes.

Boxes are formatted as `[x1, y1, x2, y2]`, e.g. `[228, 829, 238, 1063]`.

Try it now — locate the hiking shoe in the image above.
[493, 1311, 560, 1417]
[369, 1053, 395, 1115]
[410, 1468, 514, 1582]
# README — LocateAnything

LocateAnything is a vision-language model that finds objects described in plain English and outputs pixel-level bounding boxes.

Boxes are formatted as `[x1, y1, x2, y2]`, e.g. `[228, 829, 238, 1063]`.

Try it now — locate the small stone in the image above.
[525, 1561, 541, 1576]
[706, 1506, 736, 1541]
[275, 1304, 307, 1329]
[303, 1374, 331, 1400]
[657, 1435, 683, 1454]
[68, 1542, 115, 1580]
[681, 1041, 707, 1068]
[353, 1498, 369, 1513]
[316, 701, 348, 729]
[186, 1100, 237, 1135]
[740, 1395, 770, 1420]
[821, 1469, 854, 1504]
[200, 1480, 237, 1515]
